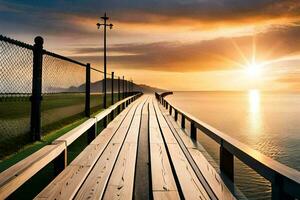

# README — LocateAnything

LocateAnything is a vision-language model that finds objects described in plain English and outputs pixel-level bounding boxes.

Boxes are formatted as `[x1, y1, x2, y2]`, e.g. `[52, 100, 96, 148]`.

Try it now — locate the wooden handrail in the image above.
[156, 92, 300, 200]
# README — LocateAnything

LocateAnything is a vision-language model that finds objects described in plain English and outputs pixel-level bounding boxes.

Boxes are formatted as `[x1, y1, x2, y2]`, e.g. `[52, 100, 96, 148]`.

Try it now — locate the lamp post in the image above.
[97, 12, 113, 109]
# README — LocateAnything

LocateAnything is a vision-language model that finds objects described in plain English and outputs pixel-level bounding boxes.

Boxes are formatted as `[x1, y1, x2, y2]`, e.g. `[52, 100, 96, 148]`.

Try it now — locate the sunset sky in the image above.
[1, 0, 300, 91]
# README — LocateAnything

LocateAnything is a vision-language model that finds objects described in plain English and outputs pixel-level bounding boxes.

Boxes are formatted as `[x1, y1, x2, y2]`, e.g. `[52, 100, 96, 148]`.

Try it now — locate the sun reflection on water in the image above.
[248, 90, 262, 134]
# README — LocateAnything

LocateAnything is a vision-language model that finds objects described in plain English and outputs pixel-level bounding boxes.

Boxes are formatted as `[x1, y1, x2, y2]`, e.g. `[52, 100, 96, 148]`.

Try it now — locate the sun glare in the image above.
[246, 62, 262, 78]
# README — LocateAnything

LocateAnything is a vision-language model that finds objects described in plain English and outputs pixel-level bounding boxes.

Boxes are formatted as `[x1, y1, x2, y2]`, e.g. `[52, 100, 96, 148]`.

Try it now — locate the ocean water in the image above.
[166, 91, 300, 200]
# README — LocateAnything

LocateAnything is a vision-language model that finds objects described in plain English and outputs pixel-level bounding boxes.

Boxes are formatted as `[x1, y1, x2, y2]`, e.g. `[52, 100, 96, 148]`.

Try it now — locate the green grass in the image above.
[0, 117, 87, 172]
[0, 93, 119, 159]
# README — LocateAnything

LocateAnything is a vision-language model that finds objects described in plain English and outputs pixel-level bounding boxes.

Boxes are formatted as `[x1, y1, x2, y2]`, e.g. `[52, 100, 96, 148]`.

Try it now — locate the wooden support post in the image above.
[87, 123, 96, 144]
[111, 72, 114, 105]
[118, 76, 121, 101]
[190, 121, 197, 140]
[181, 114, 185, 129]
[30, 36, 44, 141]
[169, 106, 172, 115]
[54, 147, 67, 176]
[271, 175, 293, 200]
[103, 116, 107, 128]
[85, 63, 91, 117]
[174, 110, 178, 121]
[220, 143, 234, 183]
[122, 76, 125, 99]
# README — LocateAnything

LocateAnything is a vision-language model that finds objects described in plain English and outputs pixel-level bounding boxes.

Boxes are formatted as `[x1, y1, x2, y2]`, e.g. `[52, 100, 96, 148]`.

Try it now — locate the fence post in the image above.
[118, 76, 121, 101]
[30, 36, 44, 141]
[123, 76, 125, 99]
[220, 142, 234, 183]
[111, 72, 114, 105]
[103, 73, 107, 109]
[181, 114, 185, 129]
[190, 121, 197, 140]
[87, 123, 96, 144]
[85, 63, 91, 117]
[125, 79, 127, 97]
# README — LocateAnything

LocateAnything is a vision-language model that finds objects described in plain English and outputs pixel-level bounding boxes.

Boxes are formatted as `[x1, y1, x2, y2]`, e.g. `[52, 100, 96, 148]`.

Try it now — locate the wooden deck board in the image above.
[149, 98, 179, 198]
[74, 96, 147, 200]
[158, 100, 236, 200]
[152, 99, 211, 200]
[102, 97, 147, 199]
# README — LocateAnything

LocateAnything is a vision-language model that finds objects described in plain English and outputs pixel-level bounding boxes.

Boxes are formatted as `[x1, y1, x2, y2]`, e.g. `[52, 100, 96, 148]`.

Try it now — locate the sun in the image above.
[245, 62, 262, 78]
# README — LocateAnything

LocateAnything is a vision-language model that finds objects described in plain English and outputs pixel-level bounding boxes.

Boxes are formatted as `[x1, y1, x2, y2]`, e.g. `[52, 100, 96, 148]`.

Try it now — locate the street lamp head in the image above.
[96, 23, 101, 29]
[109, 24, 113, 29]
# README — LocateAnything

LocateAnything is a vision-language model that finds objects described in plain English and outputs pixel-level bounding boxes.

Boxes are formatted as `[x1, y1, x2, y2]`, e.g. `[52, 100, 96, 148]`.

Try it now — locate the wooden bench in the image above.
[0, 94, 141, 199]
[35, 96, 148, 199]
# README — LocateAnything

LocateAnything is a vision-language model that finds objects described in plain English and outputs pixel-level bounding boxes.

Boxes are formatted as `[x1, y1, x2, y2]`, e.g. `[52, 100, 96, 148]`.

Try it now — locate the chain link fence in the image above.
[0, 35, 138, 159]
[41, 53, 87, 133]
[90, 67, 104, 115]
[0, 36, 34, 158]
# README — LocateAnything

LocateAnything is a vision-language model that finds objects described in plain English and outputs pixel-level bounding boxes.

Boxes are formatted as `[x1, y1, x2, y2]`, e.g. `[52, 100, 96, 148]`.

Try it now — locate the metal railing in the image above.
[156, 92, 300, 200]
[0, 34, 139, 158]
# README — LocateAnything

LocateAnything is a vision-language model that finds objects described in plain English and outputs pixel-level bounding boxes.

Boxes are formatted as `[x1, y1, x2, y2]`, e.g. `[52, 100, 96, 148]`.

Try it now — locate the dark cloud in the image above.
[1, 0, 300, 36]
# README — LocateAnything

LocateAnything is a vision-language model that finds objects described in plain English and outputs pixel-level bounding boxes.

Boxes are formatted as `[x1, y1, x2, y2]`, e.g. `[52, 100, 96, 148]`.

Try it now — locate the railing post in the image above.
[125, 79, 128, 97]
[122, 76, 125, 99]
[181, 114, 185, 129]
[87, 123, 97, 144]
[111, 72, 114, 105]
[220, 142, 234, 183]
[53, 142, 67, 176]
[85, 63, 91, 117]
[30, 36, 44, 141]
[118, 76, 121, 101]
[271, 175, 293, 200]
[103, 73, 107, 109]
[190, 121, 197, 140]
[118, 76, 121, 114]
[169, 106, 172, 115]
[174, 110, 178, 121]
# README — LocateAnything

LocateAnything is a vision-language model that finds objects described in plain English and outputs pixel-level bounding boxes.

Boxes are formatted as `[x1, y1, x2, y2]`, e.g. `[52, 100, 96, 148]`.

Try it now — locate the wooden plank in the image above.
[153, 191, 180, 200]
[102, 97, 147, 199]
[152, 99, 210, 200]
[74, 97, 146, 200]
[102, 143, 137, 200]
[134, 99, 150, 199]
[35, 165, 90, 200]
[73, 142, 122, 200]
[148, 98, 179, 197]
[161, 104, 235, 200]
[168, 144, 210, 200]
[0, 142, 65, 199]
[55, 118, 96, 146]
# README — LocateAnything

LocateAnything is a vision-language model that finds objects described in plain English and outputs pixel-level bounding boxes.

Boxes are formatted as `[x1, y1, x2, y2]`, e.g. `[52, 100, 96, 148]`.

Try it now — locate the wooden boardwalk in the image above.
[0, 94, 235, 199]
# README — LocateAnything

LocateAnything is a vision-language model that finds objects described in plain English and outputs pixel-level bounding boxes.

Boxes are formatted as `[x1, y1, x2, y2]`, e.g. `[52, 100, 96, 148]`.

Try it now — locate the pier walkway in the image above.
[0, 94, 234, 199]
[1, 93, 300, 199]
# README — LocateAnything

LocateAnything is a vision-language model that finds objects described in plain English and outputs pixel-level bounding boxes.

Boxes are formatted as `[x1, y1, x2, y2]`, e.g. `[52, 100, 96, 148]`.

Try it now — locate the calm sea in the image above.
[166, 91, 300, 200]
